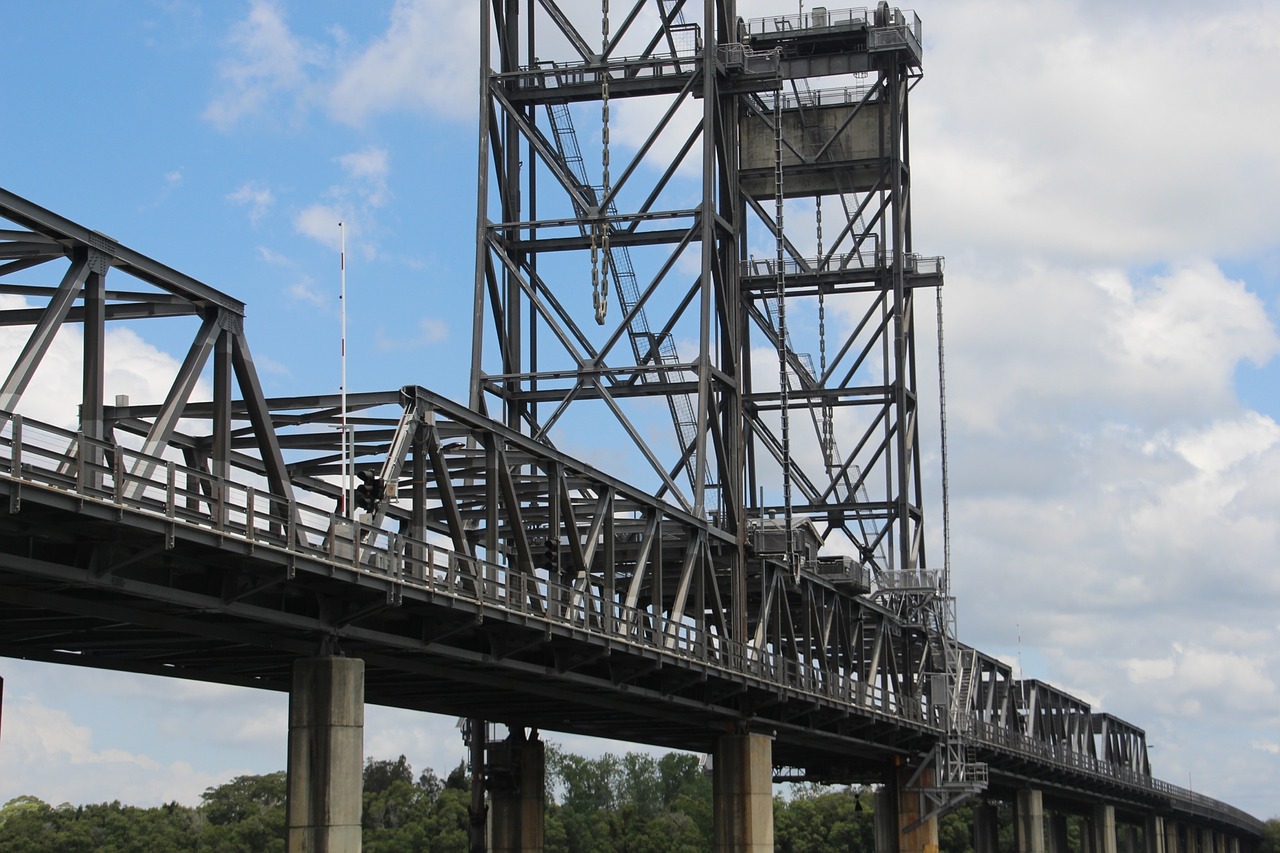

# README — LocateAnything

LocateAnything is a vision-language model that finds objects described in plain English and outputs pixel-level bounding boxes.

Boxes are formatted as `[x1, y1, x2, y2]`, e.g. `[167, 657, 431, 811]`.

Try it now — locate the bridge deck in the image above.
[0, 405, 1262, 835]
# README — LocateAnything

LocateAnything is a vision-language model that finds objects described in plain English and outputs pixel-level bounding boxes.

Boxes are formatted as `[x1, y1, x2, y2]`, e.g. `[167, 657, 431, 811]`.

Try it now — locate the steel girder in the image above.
[98, 382, 939, 726]
[0, 187, 294, 507]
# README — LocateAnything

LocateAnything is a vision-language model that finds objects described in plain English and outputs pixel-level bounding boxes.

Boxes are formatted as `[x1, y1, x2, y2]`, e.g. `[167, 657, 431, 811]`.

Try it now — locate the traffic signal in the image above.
[355, 469, 385, 512]
[543, 537, 559, 571]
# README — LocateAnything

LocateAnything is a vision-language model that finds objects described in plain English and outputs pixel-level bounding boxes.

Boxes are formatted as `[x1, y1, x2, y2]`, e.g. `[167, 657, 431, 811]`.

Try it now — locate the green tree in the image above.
[1259, 819, 1280, 853]
[775, 785, 874, 853]
[200, 771, 287, 852]
[545, 746, 713, 853]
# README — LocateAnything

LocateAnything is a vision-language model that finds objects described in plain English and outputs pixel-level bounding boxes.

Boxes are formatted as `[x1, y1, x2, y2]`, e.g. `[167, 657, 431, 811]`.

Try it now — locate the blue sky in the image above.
[3, 0, 1280, 822]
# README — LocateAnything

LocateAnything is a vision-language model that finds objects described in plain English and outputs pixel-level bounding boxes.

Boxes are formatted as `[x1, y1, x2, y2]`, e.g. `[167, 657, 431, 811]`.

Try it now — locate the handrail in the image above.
[0, 409, 1263, 833]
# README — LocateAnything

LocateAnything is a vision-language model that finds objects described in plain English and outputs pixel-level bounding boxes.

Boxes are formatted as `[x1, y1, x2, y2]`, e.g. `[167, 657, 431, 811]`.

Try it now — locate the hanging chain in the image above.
[595, 0, 611, 325]
[816, 194, 833, 472]
[774, 93, 796, 578]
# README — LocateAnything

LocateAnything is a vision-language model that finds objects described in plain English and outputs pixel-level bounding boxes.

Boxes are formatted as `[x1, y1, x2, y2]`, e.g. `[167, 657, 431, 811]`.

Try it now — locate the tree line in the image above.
[1, 746, 1276, 852]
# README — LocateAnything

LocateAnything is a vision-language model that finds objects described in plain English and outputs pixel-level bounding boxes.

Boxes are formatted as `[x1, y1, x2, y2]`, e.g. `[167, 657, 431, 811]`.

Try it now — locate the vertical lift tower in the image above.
[473, 0, 981, 826]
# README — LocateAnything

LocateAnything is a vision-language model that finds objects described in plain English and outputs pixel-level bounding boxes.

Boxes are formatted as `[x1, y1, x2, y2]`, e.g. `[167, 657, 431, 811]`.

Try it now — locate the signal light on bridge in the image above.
[355, 469, 385, 513]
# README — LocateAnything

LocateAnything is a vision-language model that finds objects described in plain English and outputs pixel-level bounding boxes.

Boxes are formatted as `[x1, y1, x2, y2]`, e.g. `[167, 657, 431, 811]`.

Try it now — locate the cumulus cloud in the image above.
[293, 148, 393, 257]
[0, 299, 209, 426]
[227, 181, 275, 224]
[205, 0, 480, 133]
[328, 0, 480, 124]
[0, 695, 230, 807]
[374, 316, 449, 351]
[203, 0, 321, 132]
[294, 202, 345, 250]
[337, 146, 391, 208]
[914, 1, 1280, 262]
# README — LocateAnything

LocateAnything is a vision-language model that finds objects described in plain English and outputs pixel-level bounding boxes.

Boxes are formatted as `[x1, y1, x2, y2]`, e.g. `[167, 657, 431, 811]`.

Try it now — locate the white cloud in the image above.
[287, 272, 331, 310]
[227, 181, 276, 224]
[0, 304, 209, 427]
[293, 149, 395, 257]
[374, 317, 449, 351]
[337, 146, 391, 208]
[0, 695, 229, 807]
[328, 0, 479, 124]
[915, 1, 1280, 263]
[203, 0, 320, 132]
[295, 202, 345, 250]
[257, 245, 293, 266]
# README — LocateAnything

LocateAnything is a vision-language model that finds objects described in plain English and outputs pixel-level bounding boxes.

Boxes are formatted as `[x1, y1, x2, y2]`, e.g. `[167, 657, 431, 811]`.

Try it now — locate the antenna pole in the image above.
[340, 222, 351, 516]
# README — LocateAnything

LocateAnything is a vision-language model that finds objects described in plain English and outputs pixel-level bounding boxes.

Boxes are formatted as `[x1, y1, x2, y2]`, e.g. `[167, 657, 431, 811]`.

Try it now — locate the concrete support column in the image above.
[1200, 827, 1214, 853]
[1048, 813, 1070, 853]
[712, 733, 773, 852]
[1146, 815, 1166, 853]
[488, 731, 545, 853]
[1015, 789, 1046, 853]
[1228, 836, 1240, 853]
[874, 762, 939, 853]
[1092, 804, 1117, 853]
[1164, 821, 1180, 853]
[286, 656, 365, 853]
[973, 802, 1000, 853]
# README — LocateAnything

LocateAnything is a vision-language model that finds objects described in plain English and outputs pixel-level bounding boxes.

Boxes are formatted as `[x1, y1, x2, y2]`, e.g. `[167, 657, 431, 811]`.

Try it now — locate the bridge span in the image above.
[0, 0, 1270, 850]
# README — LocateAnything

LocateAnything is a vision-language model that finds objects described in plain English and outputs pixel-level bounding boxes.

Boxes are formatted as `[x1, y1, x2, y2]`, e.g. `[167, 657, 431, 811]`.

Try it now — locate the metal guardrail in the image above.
[0, 410, 1263, 833]
[502, 55, 698, 92]
[747, 7, 877, 38]
[972, 721, 1264, 831]
[760, 83, 877, 112]
[741, 251, 943, 279]
[0, 411, 912, 722]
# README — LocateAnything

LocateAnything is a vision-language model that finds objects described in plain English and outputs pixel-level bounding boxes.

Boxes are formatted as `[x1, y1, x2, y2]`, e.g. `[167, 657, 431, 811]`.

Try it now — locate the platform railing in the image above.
[0, 409, 1264, 831]
[740, 251, 944, 280]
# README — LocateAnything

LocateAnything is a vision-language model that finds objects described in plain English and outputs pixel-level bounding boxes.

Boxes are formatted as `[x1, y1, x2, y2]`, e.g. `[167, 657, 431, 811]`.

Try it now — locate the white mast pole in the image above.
[340, 221, 351, 516]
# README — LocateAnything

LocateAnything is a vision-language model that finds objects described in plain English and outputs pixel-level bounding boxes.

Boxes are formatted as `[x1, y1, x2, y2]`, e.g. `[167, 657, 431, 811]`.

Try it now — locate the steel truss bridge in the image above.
[0, 0, 1265, 845]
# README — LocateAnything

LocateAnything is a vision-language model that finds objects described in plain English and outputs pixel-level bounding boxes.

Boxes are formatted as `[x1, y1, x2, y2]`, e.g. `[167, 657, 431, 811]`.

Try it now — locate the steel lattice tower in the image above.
[472, 1, 941, 638]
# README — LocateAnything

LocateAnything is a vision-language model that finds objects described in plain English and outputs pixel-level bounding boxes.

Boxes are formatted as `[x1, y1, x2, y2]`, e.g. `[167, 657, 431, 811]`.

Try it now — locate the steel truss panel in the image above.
[0, 187, 294, 506]
[473, 1, 941, 690]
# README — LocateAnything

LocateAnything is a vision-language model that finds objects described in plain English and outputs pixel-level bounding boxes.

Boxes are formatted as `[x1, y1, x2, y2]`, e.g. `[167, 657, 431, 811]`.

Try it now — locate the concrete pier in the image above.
[286, 656, 365, 853]
[1147, 815, 1167, 853]
[712, 733, 774, 852]
[488, 730, 546, 853]
[1015, 789, 1046, 853]
[973, 801, 1000, 853]
[1092, 804, 1118, 853]
[874, 762, 939, 853]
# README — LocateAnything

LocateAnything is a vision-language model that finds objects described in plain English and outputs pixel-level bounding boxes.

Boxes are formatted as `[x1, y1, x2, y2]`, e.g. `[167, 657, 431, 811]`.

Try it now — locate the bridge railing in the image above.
[0, 411, 1264, 832]
[971, 720, 1263, 830]
[0, 411, 909, 723]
